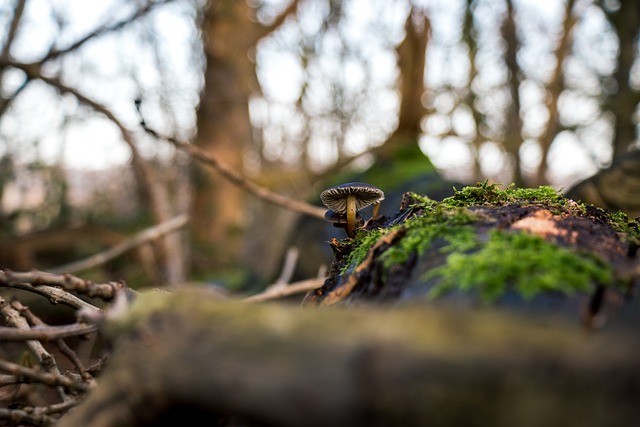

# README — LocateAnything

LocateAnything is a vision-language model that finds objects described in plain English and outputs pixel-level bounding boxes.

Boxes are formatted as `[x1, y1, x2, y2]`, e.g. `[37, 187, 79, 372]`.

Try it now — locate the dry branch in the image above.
[50, 214, 189, 274]
[0, 270, 129, 424]
[45, 0, 172, 61]
[0, 53, 184, 285]
[0, 269, 128, 301]
[0, 323, 97, 342]
[0, 360, 91, 392]
[142, 124, 327, 220]
[242, 277, 324, 303]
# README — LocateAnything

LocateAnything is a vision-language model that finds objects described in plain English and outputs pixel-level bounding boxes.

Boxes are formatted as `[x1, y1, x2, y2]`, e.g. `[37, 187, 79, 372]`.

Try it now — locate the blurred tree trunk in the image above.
[192, 1, 298, 274]
[502, 0, 525, 187]
[376, 6, 430, 163]
[462, 0, 485, 181]
[534, 0, 577, 186]
[603, 0, 640, 161]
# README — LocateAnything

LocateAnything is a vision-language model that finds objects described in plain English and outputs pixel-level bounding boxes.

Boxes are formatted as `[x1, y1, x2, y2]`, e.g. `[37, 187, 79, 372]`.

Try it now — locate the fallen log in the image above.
[59, 288, 640, 427]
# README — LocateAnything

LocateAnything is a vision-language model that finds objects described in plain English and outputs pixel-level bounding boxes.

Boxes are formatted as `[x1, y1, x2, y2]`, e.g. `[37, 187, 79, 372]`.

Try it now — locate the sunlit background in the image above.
[0, 0, 637, 287]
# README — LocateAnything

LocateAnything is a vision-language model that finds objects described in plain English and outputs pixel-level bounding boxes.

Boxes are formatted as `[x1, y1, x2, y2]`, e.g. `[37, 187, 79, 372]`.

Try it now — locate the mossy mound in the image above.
[304, 182, 639, 324]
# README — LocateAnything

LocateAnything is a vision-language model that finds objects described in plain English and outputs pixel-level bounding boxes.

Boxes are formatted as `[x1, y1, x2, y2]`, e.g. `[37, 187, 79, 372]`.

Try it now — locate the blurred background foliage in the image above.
[0, 0, 638, 291]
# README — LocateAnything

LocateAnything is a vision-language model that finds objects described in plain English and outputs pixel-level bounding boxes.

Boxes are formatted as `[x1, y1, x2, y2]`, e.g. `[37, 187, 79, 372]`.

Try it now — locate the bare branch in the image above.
[0, 269, 127, 301]
[0, 0, 27, 60]
[0, 359, 92, 392]
[0, 281, 100, 313]
[9, 299, 94, 381]
[0, 323, 97, 341]
[45, 0, 173, 61]
[0, 72, 30, 116]
[273, 246, 299, 286]
[242, 277, 324, 302]
[1, 58, 181, 284]
[0, 296, 70, 401]
[50, 213, 189, 274]
[257, 0, 301, 37]
[142, 124, 327, 220]
[0, 408, 55, 427]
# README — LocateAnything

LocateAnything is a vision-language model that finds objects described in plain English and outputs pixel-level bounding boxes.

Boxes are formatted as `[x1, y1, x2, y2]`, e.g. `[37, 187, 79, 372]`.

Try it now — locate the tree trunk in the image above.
[376, 7, 430, 163]
[604, 0, 640, 161]
[502, 0, 525, 187]
[191, 1, 259, 271]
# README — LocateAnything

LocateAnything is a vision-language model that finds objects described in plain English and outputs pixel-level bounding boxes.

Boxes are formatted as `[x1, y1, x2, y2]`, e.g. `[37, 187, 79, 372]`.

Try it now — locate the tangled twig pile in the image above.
[0, 270, 131, 426]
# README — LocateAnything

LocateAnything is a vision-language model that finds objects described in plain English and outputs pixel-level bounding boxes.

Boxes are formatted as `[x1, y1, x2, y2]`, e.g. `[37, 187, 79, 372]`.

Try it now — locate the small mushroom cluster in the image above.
[320, 182, 385, 238]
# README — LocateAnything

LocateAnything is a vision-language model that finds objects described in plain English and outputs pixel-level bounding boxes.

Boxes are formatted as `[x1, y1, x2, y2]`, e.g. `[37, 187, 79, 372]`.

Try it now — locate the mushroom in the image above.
[324, 209, 364, 234]
[320, 182, 385, 238]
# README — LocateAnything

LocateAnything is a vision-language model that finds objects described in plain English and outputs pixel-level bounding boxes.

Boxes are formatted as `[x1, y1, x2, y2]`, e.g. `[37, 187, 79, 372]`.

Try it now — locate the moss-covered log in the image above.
[304, 182, 639, 329]
[59, 288, 640, 427]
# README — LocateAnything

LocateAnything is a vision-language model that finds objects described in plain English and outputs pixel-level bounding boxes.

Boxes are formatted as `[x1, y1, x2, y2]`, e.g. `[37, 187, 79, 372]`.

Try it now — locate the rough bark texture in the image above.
[59, 288, 640, 427]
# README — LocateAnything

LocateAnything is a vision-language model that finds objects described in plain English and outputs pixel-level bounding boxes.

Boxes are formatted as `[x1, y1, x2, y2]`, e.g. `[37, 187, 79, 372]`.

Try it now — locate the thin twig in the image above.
[0, 0, 27, 60]
[10, 300, 94, 380]
[0, 281, 100, 312]
[0, 359, 91, 392]
[45, 0, 172, 61]
[273, 247, 299, 287]
[0, 297, 69, 400]
[0, 408, 55, 427]
[242, 277, 324, 303]
[50, 214, 189, 274]
[0, 323, 98, 342]
[0, 269, 129, 301]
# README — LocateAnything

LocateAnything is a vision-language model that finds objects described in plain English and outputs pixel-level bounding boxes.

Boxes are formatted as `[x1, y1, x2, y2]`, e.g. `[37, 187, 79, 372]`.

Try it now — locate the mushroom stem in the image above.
[346, 194, 357, 237]
[372, 202, 380, 219]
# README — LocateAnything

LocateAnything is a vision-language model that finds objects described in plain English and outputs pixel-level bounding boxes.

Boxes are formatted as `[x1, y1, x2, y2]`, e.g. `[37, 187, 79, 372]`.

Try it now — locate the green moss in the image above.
[332, 181, 631, 303]
[607, 211, 640, 247]
[381, 207, 477, 268]
[424, 230, 612, 303]
[340, 228, 388, 274]
[442, 180, 569, 209]
[340, 195, 476, 274]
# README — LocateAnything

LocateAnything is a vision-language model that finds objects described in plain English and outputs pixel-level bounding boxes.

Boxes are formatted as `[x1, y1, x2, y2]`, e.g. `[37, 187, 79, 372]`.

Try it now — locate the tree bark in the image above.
[191, 1, 300, 273]
[502, 0, 525, 187]
[376, 7, 430, 163]
[191, 1, 259, 270]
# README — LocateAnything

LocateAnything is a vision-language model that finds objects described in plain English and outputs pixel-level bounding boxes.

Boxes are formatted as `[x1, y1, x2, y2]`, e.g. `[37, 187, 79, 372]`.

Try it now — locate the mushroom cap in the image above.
[324, 209, 364, 225]
[320, 182, 385, 213]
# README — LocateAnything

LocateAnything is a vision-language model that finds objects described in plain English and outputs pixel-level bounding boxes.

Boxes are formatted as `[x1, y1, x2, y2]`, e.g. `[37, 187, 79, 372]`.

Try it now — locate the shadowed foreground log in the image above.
[59, 288, 640, 427]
